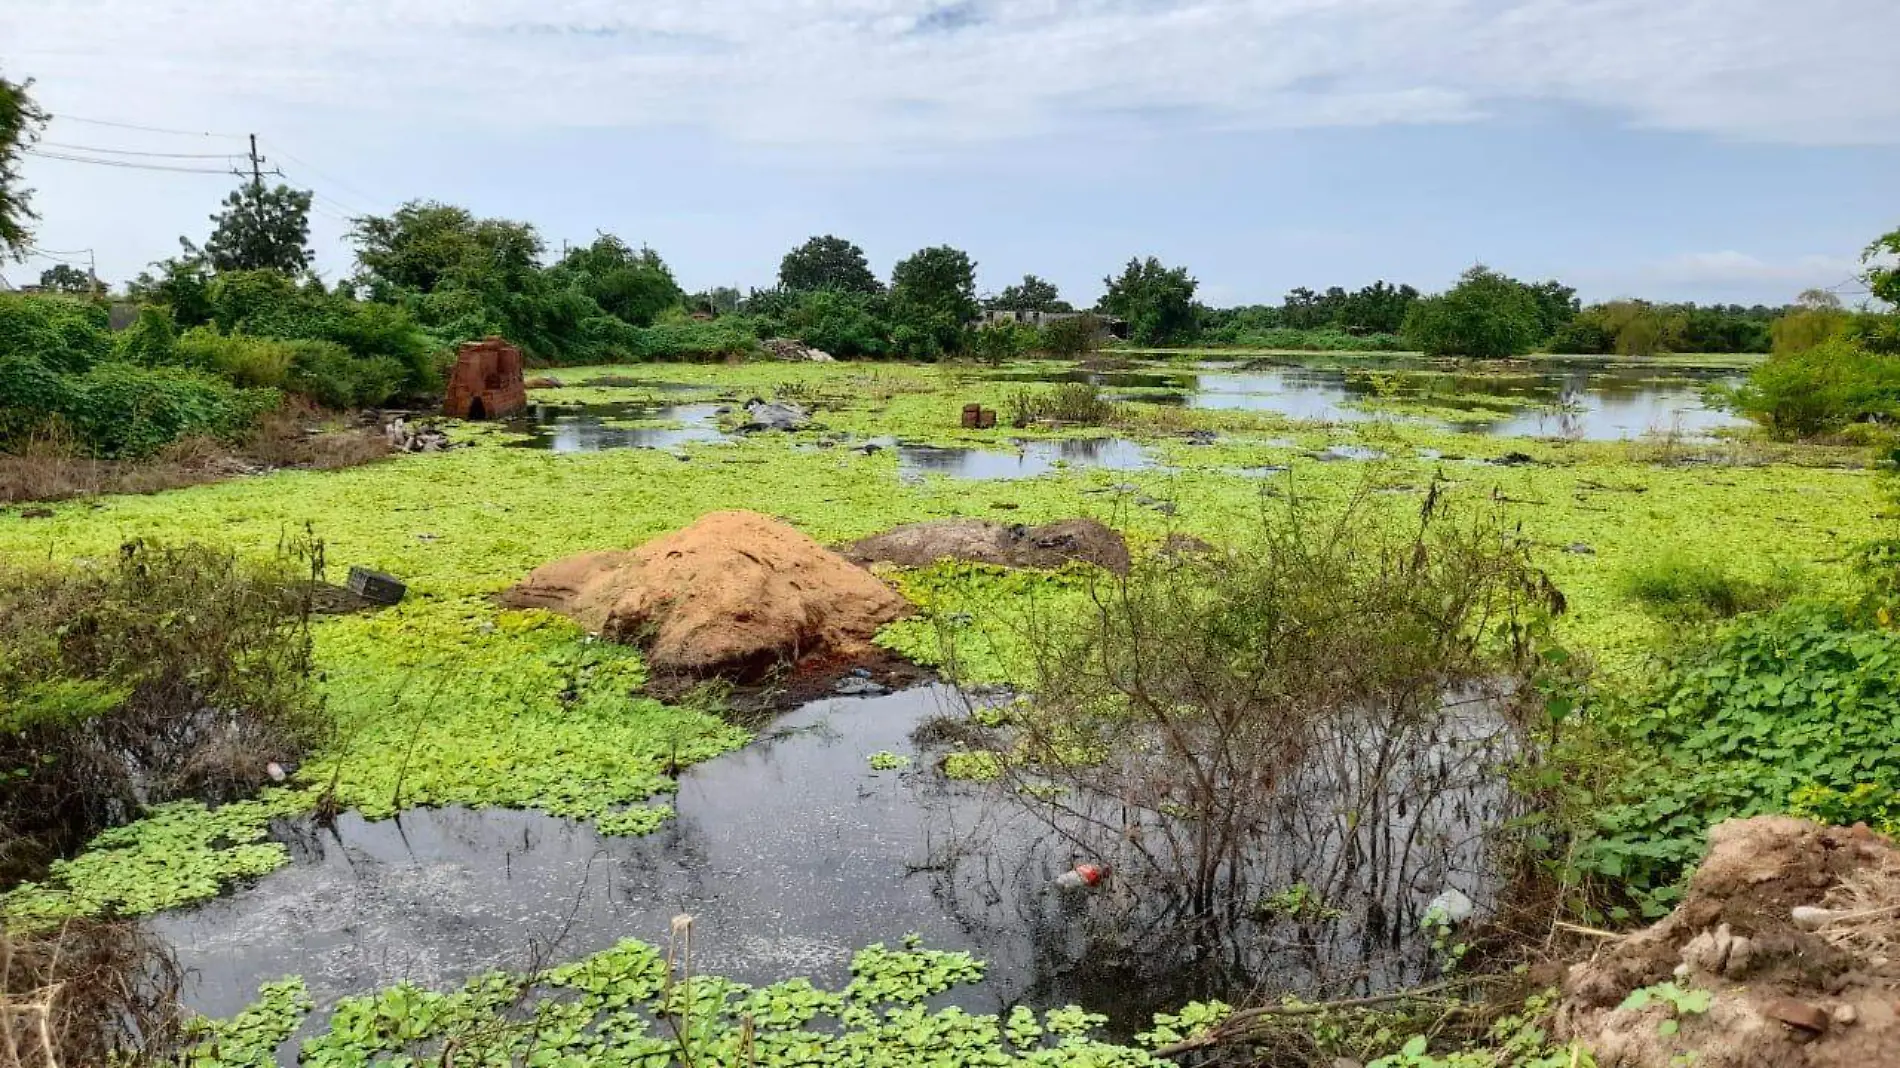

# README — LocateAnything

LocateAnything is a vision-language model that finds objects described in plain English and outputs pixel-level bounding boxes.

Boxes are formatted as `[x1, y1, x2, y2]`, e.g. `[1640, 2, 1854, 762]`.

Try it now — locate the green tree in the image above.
[0, 71, 48, 258]
[1400, 266, 1545, 358]
[1866, 227, 1899, 306]
[1523, 279, 1580, 340]
[889, 245, 978, 357]
[553, 235, 682, 327]
[37, 264, 92, 294]
[201, 182, 314, 274]
[779, 235, 882, 294]
[350, 201, 544, 298]
[990, 274, 1069, 312]
[128, 245, 215, 328]
[1101, 256, 1198, 345]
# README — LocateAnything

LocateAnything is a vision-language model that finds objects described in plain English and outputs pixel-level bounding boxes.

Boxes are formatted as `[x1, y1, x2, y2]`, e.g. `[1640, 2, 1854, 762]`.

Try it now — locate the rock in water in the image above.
[842, 518, 1131, 574]
[739, 401, 812, 433]
[501, 511, 910, 681]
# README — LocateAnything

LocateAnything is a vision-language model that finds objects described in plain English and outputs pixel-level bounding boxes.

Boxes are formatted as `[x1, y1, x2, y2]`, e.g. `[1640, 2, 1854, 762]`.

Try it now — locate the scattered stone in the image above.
[1185, 429, 1218, 446]
[1762, 997, 1831, 1036]
[1310, 444, 1387, 462]
[502, 511, 910, 681]
[17, 507, 54, 519]
[833, 676, 889, 696]
[384, 418, 453, 453]
[1567, 543, 1597, 555]
[524, 375, 565, 390]
[760, 338, 835, 362]
[739, 400, 813, 433]
[443, 336, 527, 419]
[1558, 817, 1900, 1067]
[1494, 451, 1537, 466]
[842, 518, 1131, 574]
[1834, 1004, 1858, 1026]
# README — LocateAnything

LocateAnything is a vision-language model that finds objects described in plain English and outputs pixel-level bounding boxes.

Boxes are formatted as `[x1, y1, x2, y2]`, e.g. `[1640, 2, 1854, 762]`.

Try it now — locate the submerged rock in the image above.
[842, 518, 1131, 574]
[739, 400, 813, 433]
[502, 511, 910, 681]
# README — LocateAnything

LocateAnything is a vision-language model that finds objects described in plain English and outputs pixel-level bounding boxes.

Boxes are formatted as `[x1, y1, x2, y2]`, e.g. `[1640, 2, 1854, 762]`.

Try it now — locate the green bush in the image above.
[172, 327, 295, 389]
[971, 321, 1033, 364]
[0, 294, 113, 375]
[1036, 315, 1102, 358]
[205, 270, 439, 395]
[1723, 337, 1900, 439]
[286, 340, 405, 408]
[1006, 382, 1118, 427]
[1619, 552, 1800, 621]
[1226, 327, 1407, 352]
[0, 354, 77, 443]
[783, 290, 889, 358]
[62, 363, 279, 458]
[114, 305, 179, 365]
[1579, 601, 1900, 912]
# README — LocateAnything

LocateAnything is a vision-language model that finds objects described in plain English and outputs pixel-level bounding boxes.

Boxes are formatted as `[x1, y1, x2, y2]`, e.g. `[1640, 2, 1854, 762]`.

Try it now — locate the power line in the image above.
[53, 114, 246, 139]
[268, 144, 388, 210]
[25, 149, 234, 175]
[39, 140, 241, 160]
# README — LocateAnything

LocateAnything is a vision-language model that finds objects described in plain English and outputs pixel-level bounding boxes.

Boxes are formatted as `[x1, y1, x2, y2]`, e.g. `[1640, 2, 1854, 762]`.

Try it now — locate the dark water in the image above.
[1010, 359, 1749, 440]
[898, 439, 1156, 480]
[505, 402, 731, 452]
[150, 685, 1517, 1034]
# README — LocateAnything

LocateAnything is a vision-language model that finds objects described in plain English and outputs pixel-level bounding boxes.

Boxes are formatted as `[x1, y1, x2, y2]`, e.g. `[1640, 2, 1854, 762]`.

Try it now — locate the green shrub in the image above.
[783, 290, 889, 358]
[172, 328, 294, 389]
[971, 321, 1033, 364]
[1619, 552, 1800, 621]
[286, 340, 405, 408]
[62, 363, 279, 458]
[1579, 601, 1900, 912]
[1227, 327, 1407, 352]
[0, 294, 113, 374]
[0, 541, 319, 876]
[1723, 337, 1900, 439]
[1037, 315, 1102, 358]
[1006, 382, 1118, 427]
[114, 305, 179, 365]
[0, 354, 77, 443]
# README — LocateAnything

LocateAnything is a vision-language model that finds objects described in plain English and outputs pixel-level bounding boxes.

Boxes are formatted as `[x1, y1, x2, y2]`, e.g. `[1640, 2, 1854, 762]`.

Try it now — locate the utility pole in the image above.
[88, 250, 99, 299]
[248, 134, 265, 192]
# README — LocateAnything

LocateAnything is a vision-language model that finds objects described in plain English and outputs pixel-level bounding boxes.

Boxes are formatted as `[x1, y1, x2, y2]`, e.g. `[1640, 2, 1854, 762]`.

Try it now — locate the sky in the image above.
[3, 0, 1897, 308]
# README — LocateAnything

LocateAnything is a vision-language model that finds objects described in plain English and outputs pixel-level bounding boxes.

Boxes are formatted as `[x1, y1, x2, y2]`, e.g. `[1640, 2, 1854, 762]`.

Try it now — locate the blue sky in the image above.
[4, 0, 1896, 307]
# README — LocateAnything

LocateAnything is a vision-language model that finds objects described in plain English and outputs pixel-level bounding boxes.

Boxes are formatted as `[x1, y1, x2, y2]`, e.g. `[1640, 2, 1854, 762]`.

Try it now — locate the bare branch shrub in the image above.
[944, 480, 1565, 993]
[0, 540, 323, 880]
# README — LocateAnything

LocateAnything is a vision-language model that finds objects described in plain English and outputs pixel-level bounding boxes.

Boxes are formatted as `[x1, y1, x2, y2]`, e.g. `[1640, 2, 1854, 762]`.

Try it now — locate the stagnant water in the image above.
[995, 359, 1749, 440]
[150, 685, 1520, 1036]
[504, 402, 732, 452]
[897, 438, 1156, 481]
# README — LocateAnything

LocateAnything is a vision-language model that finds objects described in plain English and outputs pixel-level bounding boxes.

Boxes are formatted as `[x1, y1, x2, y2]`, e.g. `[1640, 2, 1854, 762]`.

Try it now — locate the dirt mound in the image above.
[842, 518, 1130, 574]
[501, 511, 911, 681]
[1558, 817, 1900, 1067]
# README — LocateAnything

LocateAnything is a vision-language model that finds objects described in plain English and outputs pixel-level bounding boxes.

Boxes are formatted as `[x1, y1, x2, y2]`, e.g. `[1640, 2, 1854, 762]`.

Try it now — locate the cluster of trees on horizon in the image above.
[5, 69, 1898, 375]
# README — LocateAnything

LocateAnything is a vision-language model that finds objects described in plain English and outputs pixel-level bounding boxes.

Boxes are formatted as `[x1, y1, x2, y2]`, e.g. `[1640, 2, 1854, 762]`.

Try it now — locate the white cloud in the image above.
[1648, 250, 1865, 287]
[4, 0, 1897, 149]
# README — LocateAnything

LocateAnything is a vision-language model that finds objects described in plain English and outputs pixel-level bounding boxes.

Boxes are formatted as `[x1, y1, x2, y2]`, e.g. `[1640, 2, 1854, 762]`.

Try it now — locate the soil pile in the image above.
[502, 511, 911, 681]
[1558, 816, 1900, 1067]
[842, 518, 1130, 574]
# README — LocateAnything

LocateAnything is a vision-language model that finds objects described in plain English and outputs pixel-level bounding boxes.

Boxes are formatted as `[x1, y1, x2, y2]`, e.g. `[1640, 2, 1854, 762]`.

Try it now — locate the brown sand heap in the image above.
[502, 511, 911, 681]
[842, 518, 1130, 574]
[1558, 816, 1900, 1067]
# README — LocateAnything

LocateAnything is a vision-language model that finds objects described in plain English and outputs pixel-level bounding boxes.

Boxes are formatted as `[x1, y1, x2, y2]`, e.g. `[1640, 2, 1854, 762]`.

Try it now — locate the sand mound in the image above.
[842, 518, 1130, 574]
[502, 511, 911, 681]
[1558, 817, 1900, 1067]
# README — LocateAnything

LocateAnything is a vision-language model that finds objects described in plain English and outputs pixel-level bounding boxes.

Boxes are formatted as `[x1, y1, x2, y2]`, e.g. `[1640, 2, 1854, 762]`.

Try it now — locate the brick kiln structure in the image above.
[443, 337, 527, 420]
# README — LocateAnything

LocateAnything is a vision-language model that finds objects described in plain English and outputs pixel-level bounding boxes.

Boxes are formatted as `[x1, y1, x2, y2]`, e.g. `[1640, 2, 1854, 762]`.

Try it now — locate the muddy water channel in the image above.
[504, 401, 731, 452]
[152, 684, 1522, 1036]
[995, 358, 1749, 439]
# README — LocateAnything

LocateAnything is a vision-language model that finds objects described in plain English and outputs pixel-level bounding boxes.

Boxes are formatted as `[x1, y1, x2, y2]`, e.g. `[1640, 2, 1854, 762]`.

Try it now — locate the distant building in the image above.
[979, 309, 1129, 341]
